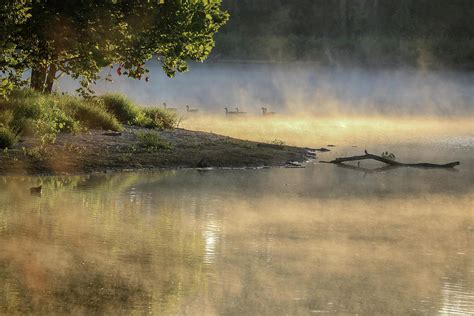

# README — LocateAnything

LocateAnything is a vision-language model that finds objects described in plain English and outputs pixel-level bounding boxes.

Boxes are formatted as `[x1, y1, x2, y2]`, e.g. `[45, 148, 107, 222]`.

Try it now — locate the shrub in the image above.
[66, 99, 122, 131]
[100, 93, 141, 125]
[135, 131, 172, 152]
[140, 108, 178, 130]
[0, 110, 14, 127]
[0, 127, 18, 149]
[0, 90, 180, 147]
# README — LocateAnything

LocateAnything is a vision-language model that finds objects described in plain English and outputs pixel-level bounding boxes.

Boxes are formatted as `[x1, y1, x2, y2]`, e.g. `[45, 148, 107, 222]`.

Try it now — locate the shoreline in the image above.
[0, 127, 312, 176]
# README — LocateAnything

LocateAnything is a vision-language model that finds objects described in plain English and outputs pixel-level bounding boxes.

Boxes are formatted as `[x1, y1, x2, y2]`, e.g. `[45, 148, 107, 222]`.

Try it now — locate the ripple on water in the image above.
[438, 274, 474, 315]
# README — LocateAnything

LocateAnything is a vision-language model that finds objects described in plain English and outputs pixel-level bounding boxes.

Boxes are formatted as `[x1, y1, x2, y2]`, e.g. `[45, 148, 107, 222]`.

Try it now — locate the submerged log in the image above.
[320, 150, 460, 168]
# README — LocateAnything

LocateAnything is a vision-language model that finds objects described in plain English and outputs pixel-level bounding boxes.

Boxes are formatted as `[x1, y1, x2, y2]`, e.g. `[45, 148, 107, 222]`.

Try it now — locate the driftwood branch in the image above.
[320, 150, 460, 169]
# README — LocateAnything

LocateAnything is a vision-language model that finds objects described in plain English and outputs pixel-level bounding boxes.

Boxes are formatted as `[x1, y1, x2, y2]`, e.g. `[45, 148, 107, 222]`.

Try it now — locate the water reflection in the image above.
[0, 144, 473, 314]
[203, 212, 220, 266]
[440, 276, 474, 315]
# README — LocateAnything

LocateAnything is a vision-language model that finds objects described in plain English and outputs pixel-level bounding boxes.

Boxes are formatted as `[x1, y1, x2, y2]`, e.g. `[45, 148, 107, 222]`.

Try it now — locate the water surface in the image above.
[1, 139, 473, 314]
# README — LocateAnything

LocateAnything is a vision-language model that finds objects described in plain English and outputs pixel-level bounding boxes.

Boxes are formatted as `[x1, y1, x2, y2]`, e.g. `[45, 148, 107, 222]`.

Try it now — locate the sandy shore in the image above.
[0, 127, 312, 175]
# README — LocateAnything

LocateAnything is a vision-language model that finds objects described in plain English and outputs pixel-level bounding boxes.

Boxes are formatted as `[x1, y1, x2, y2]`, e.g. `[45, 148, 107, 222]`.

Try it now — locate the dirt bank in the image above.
[0, 127, 311, 175]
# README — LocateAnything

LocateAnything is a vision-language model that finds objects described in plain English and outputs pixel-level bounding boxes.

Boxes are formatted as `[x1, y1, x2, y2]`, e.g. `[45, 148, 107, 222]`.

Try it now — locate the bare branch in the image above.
[320, 151, 460, 169]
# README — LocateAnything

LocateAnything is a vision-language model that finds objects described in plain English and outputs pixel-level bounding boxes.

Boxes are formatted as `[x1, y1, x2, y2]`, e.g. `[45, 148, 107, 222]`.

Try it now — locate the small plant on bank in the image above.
[140, 108, 178, 130]
[0, 127, 18, 149]
[22, 145, 50, 161]
[135, 131, 172, 152]
[269, 139, 286, 146]
[381, 151, 396, 160]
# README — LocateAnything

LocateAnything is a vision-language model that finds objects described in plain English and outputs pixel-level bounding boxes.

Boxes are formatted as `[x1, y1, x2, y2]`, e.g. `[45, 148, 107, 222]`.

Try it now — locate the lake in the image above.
[1, 132, 473, 314]
[5, 63, 474, 314]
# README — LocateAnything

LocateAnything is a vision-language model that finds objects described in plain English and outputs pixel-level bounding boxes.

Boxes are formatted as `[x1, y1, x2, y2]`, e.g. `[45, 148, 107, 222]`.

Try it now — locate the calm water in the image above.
[0, 138, 473, 314]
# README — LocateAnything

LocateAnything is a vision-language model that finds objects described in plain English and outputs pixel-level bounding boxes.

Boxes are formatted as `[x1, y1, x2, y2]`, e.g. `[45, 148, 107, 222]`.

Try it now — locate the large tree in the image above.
[0, 0, 228, 96]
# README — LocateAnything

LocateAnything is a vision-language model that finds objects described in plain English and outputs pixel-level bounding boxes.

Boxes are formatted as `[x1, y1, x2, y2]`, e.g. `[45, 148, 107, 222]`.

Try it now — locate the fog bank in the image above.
[59, 62, 474, 117]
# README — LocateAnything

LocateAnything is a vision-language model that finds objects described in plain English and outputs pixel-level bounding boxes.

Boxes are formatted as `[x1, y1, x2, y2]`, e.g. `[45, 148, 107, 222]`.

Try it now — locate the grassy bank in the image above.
[0, 90, 309, 175]
[0, 90, 178, 149]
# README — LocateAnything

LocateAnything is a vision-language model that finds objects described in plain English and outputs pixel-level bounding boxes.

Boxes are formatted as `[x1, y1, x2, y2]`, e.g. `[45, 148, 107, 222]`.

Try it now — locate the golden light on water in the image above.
[181, 115, 474, 147]
[1, 172, 473, 314]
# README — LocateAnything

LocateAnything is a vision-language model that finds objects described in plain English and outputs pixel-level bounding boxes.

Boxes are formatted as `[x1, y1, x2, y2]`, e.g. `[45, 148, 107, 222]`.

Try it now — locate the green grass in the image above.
[140, 108, 178, 130]
[0, 89, 179, 147]
[135, 131, 172, 152]
[0, 127, 18, 149]
[99, 93, 178, 129]
[100, 93, 141, 125]
[66, 98, 121, 131]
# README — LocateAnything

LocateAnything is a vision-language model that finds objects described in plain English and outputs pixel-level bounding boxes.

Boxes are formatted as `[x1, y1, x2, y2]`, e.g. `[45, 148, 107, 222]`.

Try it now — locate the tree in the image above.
[0, 0, 32, 97]
[0, 0, 228, 96]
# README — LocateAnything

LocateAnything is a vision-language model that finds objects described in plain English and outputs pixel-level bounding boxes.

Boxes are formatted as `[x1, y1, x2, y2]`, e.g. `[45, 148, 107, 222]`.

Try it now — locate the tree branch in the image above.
[320, 150, 460, 168]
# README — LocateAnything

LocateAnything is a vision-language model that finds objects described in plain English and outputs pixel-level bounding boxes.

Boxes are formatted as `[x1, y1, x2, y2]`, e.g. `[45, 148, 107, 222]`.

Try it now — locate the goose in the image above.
[163, 102, 177, 112]
[262, 107, 276, 115]
[186, 105, 199, 112]
[235, 107, 246, 114]
[224, 107, 239, 115]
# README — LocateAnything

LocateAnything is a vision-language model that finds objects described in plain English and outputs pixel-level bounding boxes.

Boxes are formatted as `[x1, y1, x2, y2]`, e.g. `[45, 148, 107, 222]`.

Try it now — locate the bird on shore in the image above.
[235, 107, 246, 114]
[262, 107, 276, 116]
[186, 105, 199, 112]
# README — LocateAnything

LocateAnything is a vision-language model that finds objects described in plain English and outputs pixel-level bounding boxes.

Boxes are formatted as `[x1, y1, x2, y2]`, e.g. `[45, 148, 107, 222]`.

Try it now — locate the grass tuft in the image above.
[0, 127, 18, 149]
[141, 108, 178, 130]
[66, 98, 122, 131]
[135, 131, 172, 152]
[100, 93, 141, 125]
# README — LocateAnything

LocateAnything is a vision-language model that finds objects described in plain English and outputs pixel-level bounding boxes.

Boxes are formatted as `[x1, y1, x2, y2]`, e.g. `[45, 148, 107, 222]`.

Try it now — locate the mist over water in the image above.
[61, 62, 474, 117]
[3, 61, 473, 314]
[1, 150, 473, 314]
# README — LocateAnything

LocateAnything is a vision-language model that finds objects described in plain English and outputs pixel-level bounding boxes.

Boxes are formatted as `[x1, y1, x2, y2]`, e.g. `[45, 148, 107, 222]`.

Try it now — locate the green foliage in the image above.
[381, 152, 396, 160]
[1, 0, 228, 95]
[0, 127, 18, 149]
[99, 93, 178, 130]
[135, 131, 172, 152]
[0, 89, 75, 143]
[0, 89, 122, 145]
[140, 108, 178, 130]
[0, 89, 179, 150]
[0, 1, 31, 97]
[66, 99, 122, 132]
[22, 145, 50, 161]
[100, 94, 141, 125]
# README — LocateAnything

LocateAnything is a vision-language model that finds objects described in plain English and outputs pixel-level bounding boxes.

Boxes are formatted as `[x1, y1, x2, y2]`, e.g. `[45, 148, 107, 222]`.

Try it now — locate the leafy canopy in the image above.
[0, 0, 228, 96]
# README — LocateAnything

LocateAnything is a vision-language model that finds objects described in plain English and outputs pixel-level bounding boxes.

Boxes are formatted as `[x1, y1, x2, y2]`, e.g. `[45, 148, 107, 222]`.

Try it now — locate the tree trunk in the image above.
[30, 66, 47, 92]
[44, 64, 57, 94]
[30, 64, 57, 93]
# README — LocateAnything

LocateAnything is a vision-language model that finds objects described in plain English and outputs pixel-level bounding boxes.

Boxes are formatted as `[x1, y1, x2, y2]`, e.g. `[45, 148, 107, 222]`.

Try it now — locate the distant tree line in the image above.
[212, 0, 474, 68]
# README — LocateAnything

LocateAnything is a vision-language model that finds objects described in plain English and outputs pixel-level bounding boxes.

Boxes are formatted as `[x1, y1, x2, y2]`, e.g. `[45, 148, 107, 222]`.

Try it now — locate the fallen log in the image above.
[320, 150, 460, 168]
